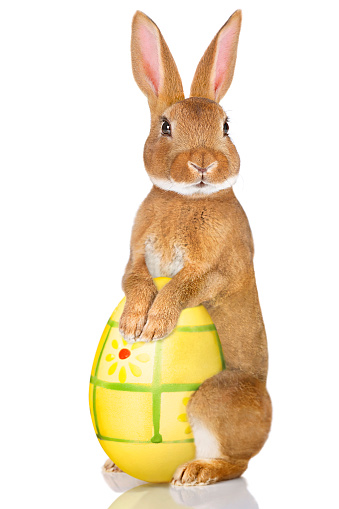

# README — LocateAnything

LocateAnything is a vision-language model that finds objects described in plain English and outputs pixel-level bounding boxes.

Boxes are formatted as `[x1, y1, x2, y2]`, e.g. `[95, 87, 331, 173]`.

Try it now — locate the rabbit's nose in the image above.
[189, 162, 208, 173]
[188, 161, 218, 173]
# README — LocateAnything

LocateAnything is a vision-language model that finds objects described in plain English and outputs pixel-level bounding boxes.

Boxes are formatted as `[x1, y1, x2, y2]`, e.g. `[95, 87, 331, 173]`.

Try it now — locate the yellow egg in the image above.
[89, 277, 225, 483]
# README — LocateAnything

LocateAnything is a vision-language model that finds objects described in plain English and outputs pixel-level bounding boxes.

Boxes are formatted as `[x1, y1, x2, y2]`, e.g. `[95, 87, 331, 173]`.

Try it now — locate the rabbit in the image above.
[115, 9, 272, 486]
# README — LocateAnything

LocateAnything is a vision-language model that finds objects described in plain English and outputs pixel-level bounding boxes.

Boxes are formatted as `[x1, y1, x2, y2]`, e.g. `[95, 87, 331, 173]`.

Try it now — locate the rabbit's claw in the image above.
[171, 460, 217, 486]
[139, 305, 180, 342]
[119, 308, 148, 343]
[102, 458, 123, 473]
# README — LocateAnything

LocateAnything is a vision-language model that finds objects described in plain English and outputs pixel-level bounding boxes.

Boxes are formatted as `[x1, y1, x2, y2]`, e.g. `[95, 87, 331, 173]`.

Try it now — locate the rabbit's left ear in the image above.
[190, 10, 242, 103]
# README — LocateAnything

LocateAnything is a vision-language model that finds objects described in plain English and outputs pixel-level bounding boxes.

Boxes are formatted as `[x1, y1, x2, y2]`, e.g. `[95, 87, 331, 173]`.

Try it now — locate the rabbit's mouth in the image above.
[149, 174, 238, 196]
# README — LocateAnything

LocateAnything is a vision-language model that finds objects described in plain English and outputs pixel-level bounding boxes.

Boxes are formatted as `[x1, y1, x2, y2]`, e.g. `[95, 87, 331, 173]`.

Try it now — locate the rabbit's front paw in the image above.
[119, 308, 148, 343]
[139, 305, 180, 342]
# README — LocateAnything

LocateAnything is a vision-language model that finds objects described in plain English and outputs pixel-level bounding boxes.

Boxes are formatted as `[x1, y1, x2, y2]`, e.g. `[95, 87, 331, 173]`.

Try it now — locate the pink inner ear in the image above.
[138, 24, 160, 95]
[214, 26, 238, 94]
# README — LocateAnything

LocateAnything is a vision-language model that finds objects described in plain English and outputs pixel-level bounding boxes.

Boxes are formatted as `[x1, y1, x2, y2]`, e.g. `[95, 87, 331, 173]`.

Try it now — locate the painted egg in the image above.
[89, 277, 225, 483]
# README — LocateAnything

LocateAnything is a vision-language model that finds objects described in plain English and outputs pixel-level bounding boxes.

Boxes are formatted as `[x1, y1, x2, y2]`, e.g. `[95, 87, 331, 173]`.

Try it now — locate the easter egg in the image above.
[89, 277, 225, 483]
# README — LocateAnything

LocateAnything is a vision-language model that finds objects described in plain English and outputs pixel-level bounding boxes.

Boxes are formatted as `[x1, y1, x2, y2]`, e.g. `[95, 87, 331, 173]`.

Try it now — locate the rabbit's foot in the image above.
[171, 458, 247, 486]
[102, 458, 124, 473]
[119, 309, 148, 343]
[171, 459, 218, 486]
[139, 306, 180, 342]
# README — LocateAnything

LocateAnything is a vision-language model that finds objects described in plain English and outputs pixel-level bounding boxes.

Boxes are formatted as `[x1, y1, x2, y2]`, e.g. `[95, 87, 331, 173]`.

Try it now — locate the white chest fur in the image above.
[145, 238, 184, 278]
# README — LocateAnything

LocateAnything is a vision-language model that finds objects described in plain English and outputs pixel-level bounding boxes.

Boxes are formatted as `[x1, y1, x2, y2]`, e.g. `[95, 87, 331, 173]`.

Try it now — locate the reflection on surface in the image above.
[102, 470, 147, 493]
[105, 474, 258, 509]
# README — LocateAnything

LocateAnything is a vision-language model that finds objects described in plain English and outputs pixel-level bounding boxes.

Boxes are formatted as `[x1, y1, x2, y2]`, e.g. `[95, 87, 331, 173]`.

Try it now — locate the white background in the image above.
[1, 1, 338, 508]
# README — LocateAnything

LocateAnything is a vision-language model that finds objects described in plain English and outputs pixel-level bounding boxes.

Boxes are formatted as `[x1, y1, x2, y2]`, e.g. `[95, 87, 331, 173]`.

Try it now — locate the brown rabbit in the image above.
[116, 9, 272, 486]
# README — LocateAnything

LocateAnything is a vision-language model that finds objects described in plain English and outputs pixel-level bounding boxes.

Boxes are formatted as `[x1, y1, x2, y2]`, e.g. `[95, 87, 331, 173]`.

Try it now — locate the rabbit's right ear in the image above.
[131, 11, 185, 114]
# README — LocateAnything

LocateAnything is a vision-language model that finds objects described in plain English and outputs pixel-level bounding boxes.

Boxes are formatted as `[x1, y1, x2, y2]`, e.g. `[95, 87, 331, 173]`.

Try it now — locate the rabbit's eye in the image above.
[161, 120, 171, 136]
[223, 121, 229, 136]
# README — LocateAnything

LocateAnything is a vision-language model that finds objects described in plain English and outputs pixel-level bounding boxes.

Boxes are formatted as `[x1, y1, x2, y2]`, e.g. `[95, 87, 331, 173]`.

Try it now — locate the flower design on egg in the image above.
[106, 338, 150, 383]
[177, 396, 192, 435]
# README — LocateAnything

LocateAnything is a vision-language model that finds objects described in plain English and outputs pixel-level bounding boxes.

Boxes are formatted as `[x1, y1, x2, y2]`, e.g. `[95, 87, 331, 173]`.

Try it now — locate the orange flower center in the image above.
[119, 348, 131, 360]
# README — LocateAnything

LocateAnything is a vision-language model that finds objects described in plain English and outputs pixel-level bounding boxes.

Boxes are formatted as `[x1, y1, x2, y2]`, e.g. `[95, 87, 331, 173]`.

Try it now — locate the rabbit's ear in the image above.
[131, 11, 185, 113]
[190, 10, 242, 103]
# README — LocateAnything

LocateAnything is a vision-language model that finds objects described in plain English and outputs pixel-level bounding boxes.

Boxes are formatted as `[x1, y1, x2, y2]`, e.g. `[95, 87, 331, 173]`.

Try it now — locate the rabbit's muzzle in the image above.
[171, 148, 231, 188]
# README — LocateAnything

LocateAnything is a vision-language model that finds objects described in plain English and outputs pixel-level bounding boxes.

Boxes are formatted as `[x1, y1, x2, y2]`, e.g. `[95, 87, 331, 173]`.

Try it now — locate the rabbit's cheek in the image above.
[144, 139, 171, 179]
[224, 141, 240, 176]
[206, 157, 230, 185]
[204, 150, 239, 186]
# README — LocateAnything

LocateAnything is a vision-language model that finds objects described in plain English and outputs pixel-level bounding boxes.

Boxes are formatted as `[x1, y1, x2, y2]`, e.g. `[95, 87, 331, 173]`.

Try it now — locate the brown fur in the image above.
[190, 11, 242, 102]
[117, 10, 272, 486]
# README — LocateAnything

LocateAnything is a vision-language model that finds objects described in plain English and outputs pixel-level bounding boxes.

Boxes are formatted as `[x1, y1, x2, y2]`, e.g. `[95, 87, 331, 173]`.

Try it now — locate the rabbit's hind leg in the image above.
[171, 370, 272, 486]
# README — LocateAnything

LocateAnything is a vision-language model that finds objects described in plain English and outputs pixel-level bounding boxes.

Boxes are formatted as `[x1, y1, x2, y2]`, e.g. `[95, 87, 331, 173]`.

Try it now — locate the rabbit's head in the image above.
[131, 11, 242, 197]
